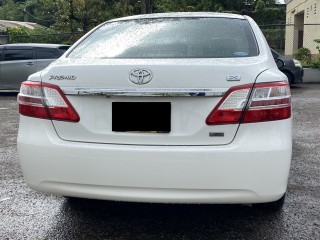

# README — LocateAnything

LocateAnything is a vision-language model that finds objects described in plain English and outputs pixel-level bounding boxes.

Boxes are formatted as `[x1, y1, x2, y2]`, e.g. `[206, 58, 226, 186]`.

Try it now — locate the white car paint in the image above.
[17, 12, 292, 205]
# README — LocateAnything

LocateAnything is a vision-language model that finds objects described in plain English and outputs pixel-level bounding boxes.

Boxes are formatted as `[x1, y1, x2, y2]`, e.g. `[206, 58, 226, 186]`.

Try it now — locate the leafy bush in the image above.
[310, 58, 320, 69]
[292, 48, 311, 66]
[8, 27, 83, 45]
[310, 39, 320, 69]
[314, 39, 320, 54]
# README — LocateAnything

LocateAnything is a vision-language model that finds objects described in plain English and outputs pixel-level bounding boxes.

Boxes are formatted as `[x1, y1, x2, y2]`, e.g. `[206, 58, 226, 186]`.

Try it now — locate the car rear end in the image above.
[292, 59, 304, 84]
[17, 13, 292, 204]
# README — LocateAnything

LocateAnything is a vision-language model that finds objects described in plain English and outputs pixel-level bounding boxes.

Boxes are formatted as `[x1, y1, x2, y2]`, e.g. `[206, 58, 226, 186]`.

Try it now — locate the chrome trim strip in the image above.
[61, 87, 228, 97]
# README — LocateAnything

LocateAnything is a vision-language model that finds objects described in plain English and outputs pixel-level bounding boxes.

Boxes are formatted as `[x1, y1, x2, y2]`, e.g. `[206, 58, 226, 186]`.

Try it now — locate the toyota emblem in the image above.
[129, 69, 153, 85]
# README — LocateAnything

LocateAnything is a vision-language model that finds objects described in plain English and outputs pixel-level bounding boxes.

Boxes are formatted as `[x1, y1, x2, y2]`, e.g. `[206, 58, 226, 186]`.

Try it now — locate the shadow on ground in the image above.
[0, 92, 19, 97]
[44, 198, 285, 240]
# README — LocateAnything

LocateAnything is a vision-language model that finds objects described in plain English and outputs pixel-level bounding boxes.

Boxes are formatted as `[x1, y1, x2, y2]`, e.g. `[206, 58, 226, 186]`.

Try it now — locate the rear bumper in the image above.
[292, 67, 304, 84]
[17, 116, 292, 204]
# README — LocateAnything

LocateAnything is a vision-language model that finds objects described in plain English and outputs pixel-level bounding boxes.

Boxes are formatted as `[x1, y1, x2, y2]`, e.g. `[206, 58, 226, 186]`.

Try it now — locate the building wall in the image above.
[285, 0, 320, 56]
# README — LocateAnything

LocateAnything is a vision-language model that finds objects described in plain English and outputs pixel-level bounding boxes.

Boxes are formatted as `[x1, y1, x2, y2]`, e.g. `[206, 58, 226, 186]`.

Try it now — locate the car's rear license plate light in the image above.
[112, 102, 171, 133]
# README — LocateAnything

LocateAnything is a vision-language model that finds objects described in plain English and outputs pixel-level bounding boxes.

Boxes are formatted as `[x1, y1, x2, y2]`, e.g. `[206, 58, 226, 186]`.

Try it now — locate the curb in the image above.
[303, 68, 320, 83]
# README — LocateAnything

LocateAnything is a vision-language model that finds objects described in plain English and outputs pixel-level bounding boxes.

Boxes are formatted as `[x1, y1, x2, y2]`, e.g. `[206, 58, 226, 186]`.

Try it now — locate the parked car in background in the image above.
[0, 43, 70, 90]
[18, 13, 292, 211]
[271, 48, 304, 85]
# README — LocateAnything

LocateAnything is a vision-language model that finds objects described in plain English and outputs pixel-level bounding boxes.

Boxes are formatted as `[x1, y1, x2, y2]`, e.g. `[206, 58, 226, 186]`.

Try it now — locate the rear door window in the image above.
[4, 49, 34, 61]
[36, 48, 60, 59]
[58, 46, 70, 54]
[68, 17, 259, 59]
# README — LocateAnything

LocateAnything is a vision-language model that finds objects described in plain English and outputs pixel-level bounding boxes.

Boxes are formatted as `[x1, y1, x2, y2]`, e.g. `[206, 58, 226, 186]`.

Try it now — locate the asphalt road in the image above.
[1, 84, 320, 240]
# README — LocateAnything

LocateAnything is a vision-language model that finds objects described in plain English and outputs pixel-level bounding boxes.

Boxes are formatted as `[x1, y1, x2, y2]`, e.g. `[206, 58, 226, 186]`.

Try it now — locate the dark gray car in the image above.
[271, 48, 304, 85]
[0, 43, 69, 90]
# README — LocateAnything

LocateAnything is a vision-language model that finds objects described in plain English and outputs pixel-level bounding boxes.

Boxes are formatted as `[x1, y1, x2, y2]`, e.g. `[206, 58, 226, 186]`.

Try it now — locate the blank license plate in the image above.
[112, 102, 171, 133]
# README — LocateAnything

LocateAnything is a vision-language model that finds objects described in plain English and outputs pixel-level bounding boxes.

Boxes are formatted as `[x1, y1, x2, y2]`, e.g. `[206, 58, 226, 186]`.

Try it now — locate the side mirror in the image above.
[275, 59, 284, 69]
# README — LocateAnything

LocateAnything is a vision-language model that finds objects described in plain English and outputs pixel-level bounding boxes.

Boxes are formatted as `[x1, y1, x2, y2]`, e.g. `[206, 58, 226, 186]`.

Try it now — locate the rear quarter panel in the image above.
[36, 59, 56, 72]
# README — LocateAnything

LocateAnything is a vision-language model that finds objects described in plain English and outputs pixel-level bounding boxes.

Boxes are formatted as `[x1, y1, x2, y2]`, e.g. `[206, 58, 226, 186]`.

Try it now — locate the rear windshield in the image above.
[68, 17, 258, 59]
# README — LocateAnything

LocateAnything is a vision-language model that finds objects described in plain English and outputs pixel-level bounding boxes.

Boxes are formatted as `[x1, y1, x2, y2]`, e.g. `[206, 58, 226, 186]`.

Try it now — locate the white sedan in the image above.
[17, 12, 292, 210]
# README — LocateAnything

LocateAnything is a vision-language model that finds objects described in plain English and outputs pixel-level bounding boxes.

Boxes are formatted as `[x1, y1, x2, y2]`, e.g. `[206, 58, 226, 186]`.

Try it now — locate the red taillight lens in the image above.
[206, 81, 291, 125]
[18, 81, 80, 122]
[206, 84, 253, 125]
[243, 82, 291, 123]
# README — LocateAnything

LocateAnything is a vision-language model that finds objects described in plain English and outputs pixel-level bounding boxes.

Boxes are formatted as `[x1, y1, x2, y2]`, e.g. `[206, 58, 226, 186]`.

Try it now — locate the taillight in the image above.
[206, 81, 291, 125]
[18, 81, 80, 122]
[243, 82, 291, 123]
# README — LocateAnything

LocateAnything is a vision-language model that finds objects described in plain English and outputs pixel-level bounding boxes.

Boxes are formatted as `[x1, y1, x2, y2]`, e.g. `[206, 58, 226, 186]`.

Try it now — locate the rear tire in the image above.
[254, 194, 286, 212]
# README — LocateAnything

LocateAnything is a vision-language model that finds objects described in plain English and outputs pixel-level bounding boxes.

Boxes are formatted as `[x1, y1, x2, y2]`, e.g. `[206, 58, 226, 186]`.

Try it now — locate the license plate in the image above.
[112, 102, 171, 133]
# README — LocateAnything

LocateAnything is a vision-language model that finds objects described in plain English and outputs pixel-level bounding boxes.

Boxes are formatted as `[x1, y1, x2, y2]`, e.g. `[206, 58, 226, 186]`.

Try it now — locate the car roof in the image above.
[0, 43, 70, 49]
[109, 12, 246, 23]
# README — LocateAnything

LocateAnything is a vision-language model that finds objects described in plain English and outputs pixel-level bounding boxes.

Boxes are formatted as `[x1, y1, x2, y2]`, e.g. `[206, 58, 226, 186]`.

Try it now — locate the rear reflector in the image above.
[18, 81, 80, 122]
[206, 81, 291, 125]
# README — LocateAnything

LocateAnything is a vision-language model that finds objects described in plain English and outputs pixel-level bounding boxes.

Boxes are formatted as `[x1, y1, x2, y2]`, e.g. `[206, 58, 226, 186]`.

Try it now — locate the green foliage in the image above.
[292, 45, 320, 69]
[314, 39, 320, 54]
[7, 26, 82, 44]
[309, 39, 320, 69]
[255, 0, 265, 12]
[292, 48, 312, 66]
[253, 0, 285, 25]
[310, 58, 320, 69]
[0, 0, 23, 21]
[155, 0, 195, 12]
[1, 0, 286, 44]
[52, 0, 142, 32]
[0, 0, 286, 29]
[0, 0, 56, 26]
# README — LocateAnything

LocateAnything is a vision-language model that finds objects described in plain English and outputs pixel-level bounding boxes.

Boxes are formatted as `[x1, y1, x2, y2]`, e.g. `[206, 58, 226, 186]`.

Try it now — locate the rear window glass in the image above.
[58, 46, 70, 54]
[5, 49, 34, 61]
[68, 17, 258, 59]
[36, 48, 60, 59]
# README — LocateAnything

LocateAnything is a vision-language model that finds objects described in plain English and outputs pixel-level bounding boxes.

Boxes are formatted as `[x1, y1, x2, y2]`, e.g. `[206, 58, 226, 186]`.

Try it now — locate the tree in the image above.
[255, 0, 265, 12]
[0, 0, 23, 21]
[0, 0, 285, 34]
[254, 0, 284, 24]
[0, 0, 57, 26]
[141, 0, 153, 14]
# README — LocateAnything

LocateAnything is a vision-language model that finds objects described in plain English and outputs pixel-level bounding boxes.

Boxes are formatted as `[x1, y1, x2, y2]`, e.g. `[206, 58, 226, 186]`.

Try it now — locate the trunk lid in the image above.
[41, 58, 267, 146]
